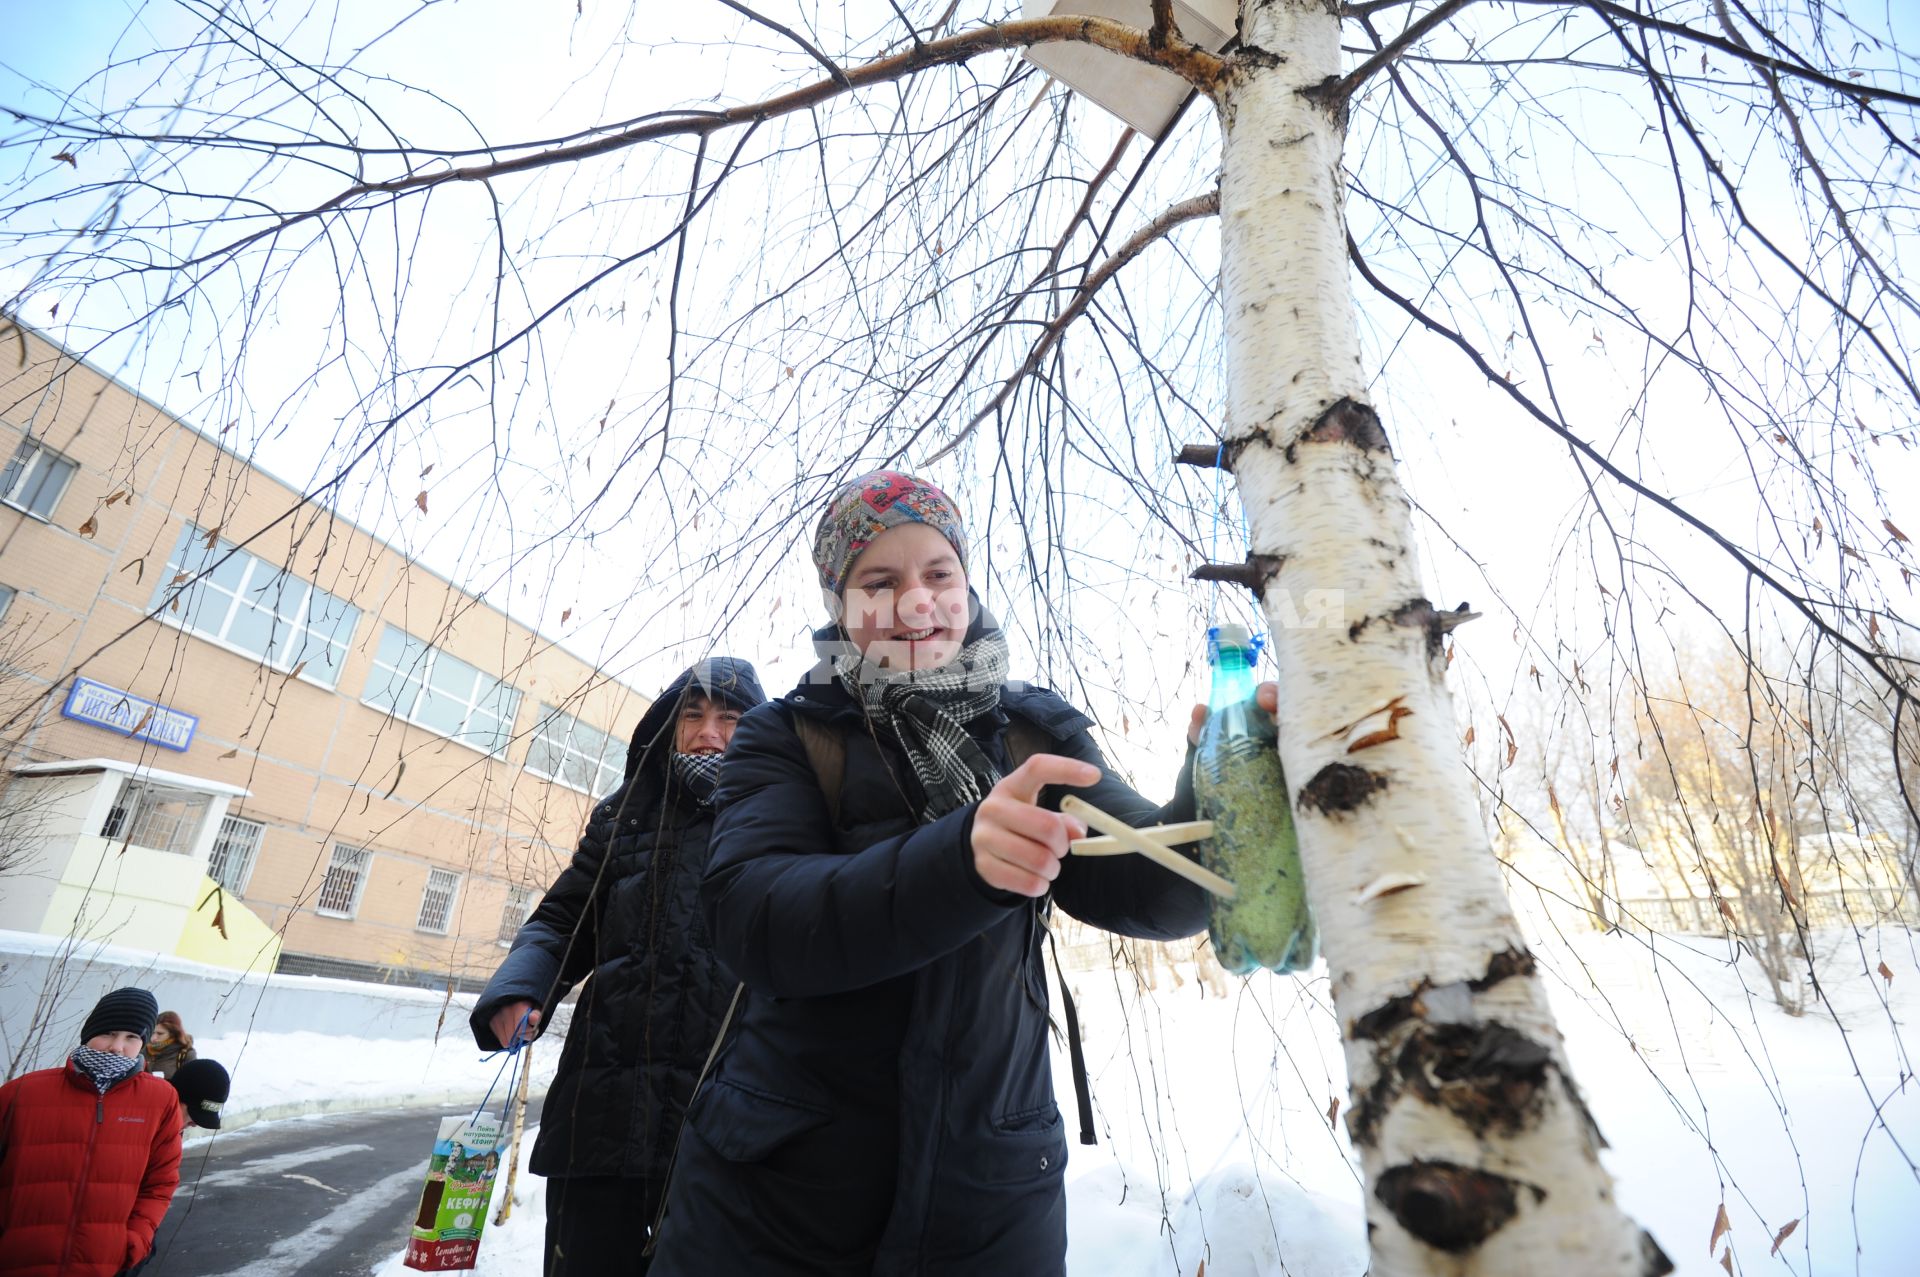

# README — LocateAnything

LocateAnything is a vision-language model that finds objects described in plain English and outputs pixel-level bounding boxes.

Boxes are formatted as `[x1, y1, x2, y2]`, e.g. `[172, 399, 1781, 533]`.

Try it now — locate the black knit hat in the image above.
[80, 987, 158, 1045]
[171, 1058, 230, 1129]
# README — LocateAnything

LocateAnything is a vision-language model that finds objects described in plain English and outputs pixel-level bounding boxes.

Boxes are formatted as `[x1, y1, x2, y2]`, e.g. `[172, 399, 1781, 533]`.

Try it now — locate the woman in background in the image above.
[142, 1012, 195, 1081]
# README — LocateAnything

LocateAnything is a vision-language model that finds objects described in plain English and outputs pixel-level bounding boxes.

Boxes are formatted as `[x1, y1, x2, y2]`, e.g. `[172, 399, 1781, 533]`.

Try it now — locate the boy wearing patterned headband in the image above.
[0, 987, 184, 1277]
[649, 473, 1278, 1276]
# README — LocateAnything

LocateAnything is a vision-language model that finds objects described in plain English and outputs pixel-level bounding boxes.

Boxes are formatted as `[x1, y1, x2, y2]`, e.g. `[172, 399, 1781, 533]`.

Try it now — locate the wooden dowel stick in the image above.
[1060, 796, 1237, 899]
[493, 1040, 533, 1227]
[1070, 819, 1214, 856]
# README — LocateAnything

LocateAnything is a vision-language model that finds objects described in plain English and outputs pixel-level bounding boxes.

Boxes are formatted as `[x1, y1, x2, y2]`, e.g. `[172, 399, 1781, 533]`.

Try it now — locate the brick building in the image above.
[0, 321, 647, 989]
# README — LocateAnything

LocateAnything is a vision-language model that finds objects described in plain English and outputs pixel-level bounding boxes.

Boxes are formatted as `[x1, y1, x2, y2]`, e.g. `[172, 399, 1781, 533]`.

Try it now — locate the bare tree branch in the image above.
[926, 188, 1219, 464]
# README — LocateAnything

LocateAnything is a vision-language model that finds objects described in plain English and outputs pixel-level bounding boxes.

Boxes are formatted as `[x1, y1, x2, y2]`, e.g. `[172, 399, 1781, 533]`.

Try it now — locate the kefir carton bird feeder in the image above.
[1021, 0, 1238, 139]
[403, 1114, 508, 1271]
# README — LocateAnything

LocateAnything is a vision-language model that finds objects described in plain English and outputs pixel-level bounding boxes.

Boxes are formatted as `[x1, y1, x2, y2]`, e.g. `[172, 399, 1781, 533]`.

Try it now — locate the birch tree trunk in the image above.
[1215, 2, 1669, 1272]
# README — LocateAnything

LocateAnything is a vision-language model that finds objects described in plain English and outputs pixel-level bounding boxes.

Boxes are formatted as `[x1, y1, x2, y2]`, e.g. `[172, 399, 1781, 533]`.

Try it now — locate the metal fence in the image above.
[1616, 888, 1914, 935]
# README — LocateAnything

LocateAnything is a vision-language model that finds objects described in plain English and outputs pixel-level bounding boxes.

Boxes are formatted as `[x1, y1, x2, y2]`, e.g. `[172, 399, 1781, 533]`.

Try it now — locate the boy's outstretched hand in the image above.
[972, 754, 1098, 897]
[1187, 681, 1281, 746]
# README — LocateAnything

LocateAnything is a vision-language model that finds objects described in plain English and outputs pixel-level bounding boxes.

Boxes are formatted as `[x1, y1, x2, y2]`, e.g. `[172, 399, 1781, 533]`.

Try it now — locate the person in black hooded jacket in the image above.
[648, 473, 1278, 1277]
[470, 657, 763, 1277]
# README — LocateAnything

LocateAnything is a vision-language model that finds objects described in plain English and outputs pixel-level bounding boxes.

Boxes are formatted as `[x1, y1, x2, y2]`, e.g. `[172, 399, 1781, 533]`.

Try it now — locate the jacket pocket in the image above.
[980, 1103, 1068, 1186]
[688, 1079, 832, 1163]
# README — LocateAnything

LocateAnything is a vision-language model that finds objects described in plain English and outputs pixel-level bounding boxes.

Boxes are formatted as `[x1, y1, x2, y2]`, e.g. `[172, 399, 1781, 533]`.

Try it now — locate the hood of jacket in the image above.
[623, 655, 766, 782]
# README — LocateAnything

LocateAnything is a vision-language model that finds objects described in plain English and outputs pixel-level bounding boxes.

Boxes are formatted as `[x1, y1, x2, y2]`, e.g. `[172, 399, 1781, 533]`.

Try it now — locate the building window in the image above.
[99, 779, 212, 856]
[363, 625, 523, 756]
[526, 704, 624, 798]
[0, 583, 14, 623]
[416, 868, 460, 934]
[152, 524, 362, 688]
[498, 884, 536, 946]
[208, 815, 265, 895]
[316, 843, 373, 918]
[0, 438, 78, 520]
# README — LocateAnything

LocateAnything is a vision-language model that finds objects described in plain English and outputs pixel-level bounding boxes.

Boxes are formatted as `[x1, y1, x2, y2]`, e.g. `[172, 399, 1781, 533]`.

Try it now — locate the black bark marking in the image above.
[1304, 397, 1391, 452]
[1384, 597, 1482, 659]
[1353, 948, 1537, 1042]
[1375, 1160, 1539, 1253]
[1641, 1229, 1677, 1276]
[1346, 949, 1543, 1148]
[1235, 45, 1287, 72]
[1296, 762, 1386, 815]
[1417, 1021, 1553, 1134]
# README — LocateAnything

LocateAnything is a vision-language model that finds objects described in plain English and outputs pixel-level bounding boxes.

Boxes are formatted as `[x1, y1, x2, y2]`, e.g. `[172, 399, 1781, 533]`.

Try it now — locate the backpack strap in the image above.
[791, 711, 849, 827]
[1002, 712, 1051, 772]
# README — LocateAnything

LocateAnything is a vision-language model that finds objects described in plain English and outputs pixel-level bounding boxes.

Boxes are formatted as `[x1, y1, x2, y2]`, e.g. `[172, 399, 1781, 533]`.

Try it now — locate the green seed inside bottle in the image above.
[1193, 625, 1318, 975]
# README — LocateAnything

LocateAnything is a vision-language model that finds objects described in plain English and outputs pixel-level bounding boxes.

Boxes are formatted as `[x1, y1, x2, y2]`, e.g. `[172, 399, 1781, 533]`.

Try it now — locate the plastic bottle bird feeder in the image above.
[1021, 0, 1238, 139]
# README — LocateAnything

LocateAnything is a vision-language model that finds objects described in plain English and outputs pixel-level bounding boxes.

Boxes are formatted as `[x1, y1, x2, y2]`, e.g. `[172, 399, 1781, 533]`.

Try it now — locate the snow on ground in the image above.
[1053, 927, 1920, 1277]
[363, 927, 1917, 1276]
[191, 1025, 559, 1133]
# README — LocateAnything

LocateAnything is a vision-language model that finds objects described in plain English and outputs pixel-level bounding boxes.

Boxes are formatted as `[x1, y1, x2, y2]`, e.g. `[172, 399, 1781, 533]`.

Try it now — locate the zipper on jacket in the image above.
[57, 1081, 105, 1277]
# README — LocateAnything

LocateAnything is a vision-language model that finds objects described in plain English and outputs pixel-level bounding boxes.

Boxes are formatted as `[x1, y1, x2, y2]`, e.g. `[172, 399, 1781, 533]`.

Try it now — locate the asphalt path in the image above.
[142, 1098, 543, 1277]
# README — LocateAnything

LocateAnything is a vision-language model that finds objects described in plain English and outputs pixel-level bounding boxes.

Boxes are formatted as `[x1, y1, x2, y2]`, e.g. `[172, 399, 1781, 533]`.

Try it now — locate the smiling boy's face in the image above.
[676, 694, 742, 754]
[840, 522, 970, 673]
[85, 1030, 145, 1059]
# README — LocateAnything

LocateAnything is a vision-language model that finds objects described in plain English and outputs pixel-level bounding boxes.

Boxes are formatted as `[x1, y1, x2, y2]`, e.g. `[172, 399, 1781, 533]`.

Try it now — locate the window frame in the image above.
[362, 624, 523, 758]
[416, 867, 461, 935]
[315, 843, 373, 919]
[0, 437, 79, 521]
[151, 524, 361, 690]
[207, 814, 265, 896]
[525, 703, 624, 798]
[497, 883, 536, 946]
[98, 778, 213, 857]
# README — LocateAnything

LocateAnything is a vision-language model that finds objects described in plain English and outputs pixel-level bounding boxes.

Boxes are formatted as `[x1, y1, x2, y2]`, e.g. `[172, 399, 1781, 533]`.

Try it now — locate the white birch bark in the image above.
[1214, 2, 1667, 1272]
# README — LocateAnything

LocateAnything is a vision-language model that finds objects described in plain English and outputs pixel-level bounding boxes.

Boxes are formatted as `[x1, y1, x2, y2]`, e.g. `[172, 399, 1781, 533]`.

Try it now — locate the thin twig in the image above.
[714, 0, 852, 86]
[1327, 0, 1476, 103]
[924, 189, 1219, 464]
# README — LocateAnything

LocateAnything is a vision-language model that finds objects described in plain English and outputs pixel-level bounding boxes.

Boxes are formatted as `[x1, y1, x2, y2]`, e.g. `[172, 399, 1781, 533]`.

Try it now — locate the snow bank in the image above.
[190, 1027, 558, 1135]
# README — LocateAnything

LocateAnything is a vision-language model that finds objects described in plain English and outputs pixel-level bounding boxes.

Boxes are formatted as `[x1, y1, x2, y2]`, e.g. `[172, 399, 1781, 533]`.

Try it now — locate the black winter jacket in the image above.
[469, 657, 764, 1181]
[650, 663, 1209, 1276]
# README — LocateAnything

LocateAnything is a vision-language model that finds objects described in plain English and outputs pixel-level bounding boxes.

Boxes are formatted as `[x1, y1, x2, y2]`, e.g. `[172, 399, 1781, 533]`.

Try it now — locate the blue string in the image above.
[1207, 441, 1226, 632]
[1205, 439, 1267, 663]
[470, 1009, 532, 1125]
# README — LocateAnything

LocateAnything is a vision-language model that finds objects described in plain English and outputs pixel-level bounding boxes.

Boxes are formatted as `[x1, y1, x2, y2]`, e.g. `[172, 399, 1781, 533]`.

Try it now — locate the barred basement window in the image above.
[498, 884, 536, 946]
[99, 779, 212, 856]
[316, 844, 373, 918]
[417, 868, 460, 934]
[208, 815, 265, 895]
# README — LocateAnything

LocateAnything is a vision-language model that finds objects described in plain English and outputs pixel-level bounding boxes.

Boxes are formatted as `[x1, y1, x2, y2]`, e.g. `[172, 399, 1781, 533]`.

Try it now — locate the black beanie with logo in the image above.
[171, 1058, 230, 1129]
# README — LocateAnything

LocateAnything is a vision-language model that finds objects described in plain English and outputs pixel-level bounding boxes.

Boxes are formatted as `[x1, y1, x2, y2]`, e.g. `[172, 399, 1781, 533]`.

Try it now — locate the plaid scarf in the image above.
[836, 629, 1010, 820]
[670, 751, 724, 807]
[71, 1047, 144, 1094]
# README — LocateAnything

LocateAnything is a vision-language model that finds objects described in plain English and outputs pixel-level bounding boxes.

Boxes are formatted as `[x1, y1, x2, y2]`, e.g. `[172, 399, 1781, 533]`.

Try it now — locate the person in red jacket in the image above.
[0, 987, 184, 1277]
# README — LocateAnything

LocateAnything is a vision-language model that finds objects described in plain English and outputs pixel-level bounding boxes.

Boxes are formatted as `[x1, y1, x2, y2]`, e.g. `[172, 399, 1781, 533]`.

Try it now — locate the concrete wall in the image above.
[0, 927, 558, 1079]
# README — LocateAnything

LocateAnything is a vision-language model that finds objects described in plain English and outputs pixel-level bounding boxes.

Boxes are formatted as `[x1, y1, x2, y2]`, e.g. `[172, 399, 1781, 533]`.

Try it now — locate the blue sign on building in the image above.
[60, 677, 198, 753]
